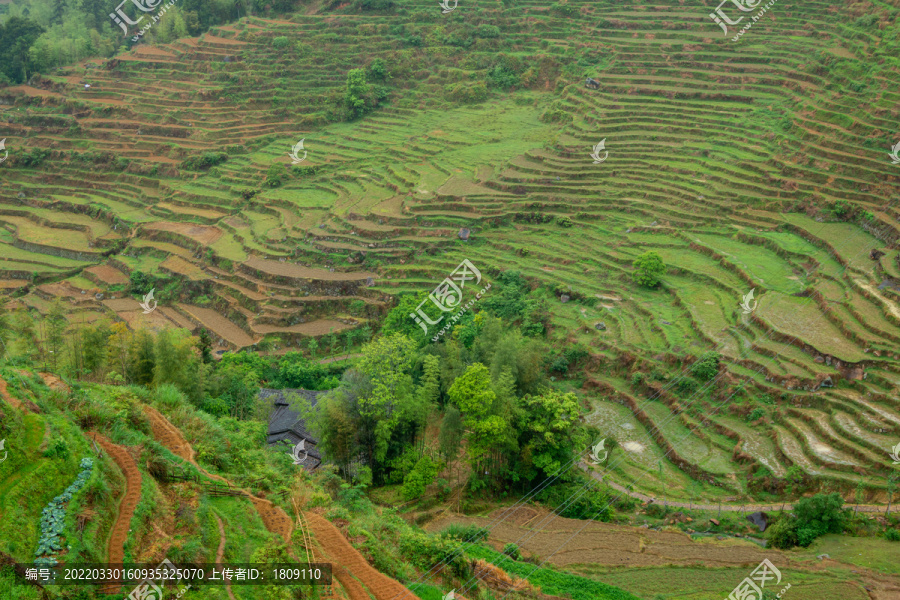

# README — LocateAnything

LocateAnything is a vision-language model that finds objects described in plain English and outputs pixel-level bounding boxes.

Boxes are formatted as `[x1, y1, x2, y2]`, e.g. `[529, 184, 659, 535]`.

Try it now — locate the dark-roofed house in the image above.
[263, 388, 326, 471]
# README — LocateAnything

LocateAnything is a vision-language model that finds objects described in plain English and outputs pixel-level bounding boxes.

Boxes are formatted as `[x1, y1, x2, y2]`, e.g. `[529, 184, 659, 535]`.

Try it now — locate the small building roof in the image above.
[263, 388, 326, 470]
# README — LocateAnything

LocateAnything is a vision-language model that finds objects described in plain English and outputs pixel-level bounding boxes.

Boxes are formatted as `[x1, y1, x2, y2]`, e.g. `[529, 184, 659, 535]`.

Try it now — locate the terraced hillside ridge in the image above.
[142, 402, 419, 599]
[0, 0, 899, 505]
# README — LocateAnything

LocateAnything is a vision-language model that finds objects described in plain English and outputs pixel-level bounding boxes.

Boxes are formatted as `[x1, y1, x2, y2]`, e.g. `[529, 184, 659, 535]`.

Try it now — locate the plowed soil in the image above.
[306, 512, 421, 600]
[143, 405, 195, 463]
[38, 372, 69, 393]
[426, 508, 782, 569]
[144, 222, 223, 245]
[84, 265, 129, 285]
[89, 433, 142, 593]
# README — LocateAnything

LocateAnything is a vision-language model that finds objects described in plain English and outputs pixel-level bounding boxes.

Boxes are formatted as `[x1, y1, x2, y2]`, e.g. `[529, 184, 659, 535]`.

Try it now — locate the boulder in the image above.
[746, 511, 768, 532]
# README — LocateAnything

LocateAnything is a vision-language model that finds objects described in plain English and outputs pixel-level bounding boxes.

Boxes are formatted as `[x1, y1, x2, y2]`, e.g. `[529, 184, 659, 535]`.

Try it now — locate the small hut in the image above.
[264, 388, 326, 471]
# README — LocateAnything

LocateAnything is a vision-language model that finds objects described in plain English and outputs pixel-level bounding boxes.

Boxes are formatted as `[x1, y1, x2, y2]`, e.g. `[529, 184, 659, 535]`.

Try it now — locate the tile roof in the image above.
[262, 388, 326, 470]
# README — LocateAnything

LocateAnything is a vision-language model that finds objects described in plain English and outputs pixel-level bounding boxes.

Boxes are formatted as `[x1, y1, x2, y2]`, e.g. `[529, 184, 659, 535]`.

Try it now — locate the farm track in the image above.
[214, 514, 237, 600]
[88, 432, 142, 595]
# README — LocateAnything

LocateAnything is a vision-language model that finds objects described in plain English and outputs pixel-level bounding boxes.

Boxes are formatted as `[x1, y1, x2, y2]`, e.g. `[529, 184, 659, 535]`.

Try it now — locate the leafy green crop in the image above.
[33, 458, 94, 567]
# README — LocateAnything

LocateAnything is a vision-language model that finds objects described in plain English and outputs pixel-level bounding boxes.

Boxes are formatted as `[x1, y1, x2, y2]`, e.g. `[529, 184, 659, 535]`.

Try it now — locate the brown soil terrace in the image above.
[88, 433, 142, 595]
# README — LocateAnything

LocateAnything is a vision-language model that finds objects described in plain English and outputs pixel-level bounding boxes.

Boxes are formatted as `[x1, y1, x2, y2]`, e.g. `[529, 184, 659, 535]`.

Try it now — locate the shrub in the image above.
[747, 407, 766, 422]
[884, 528, 900, 542]
[550, 2, 577, 16]
[769, 493, 847, 549]
[487, 63, 519, 89]
[691, 351, 721, 381]
[675, 378, 697, 394]
[43, 439, 70, 459]
[272, 36, 290, 49]
[439, 523, 488, 542]
[353, 0, 394, 10]
[550, 356, 568, 374]
[502, 543, 522, 560]
[537, 481, 611, 521]
[266, 163, 287, 187]
[631, 251, 666, 288]
[367, 58, 387, 81]
[180, 152, 227, 170]
[556, 216, 573, 227]
[399, 531, 469, 577]
[444, 81, 489, 104]
[477, 24, 500, 38]
[401, 455, 440, 501]
[767, 514, 799, 550]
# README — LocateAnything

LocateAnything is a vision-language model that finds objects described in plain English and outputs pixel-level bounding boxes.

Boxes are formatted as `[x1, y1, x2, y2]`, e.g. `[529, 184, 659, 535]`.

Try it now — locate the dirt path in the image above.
[142, 405, 294, 542]
[581, 463, 894, 514]
[89, 433, 142, 594]
[143, 405, 196, 463]
[305, 512, 421, 600]
[214, 514, 237, 600]
[0, 378, 24, 412]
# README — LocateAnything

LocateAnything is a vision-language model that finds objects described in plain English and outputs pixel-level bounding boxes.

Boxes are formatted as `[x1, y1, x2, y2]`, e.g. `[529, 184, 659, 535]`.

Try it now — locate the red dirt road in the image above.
[306, 512, 421, 600]
[89, 433, 142, 594]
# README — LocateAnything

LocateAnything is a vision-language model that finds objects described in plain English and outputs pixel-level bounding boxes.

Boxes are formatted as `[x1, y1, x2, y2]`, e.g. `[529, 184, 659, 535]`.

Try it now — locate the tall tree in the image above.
[46, 300, 67, 371]
[0, 17, 45, 83]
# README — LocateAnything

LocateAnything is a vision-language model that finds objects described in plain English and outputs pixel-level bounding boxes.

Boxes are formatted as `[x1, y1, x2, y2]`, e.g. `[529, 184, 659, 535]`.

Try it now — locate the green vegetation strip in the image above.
[466, 545, 641, 600]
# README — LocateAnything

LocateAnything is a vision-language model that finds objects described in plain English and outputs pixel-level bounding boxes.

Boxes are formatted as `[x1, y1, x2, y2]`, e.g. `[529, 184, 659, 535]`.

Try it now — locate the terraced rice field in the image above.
[1, 0, 899, 501]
